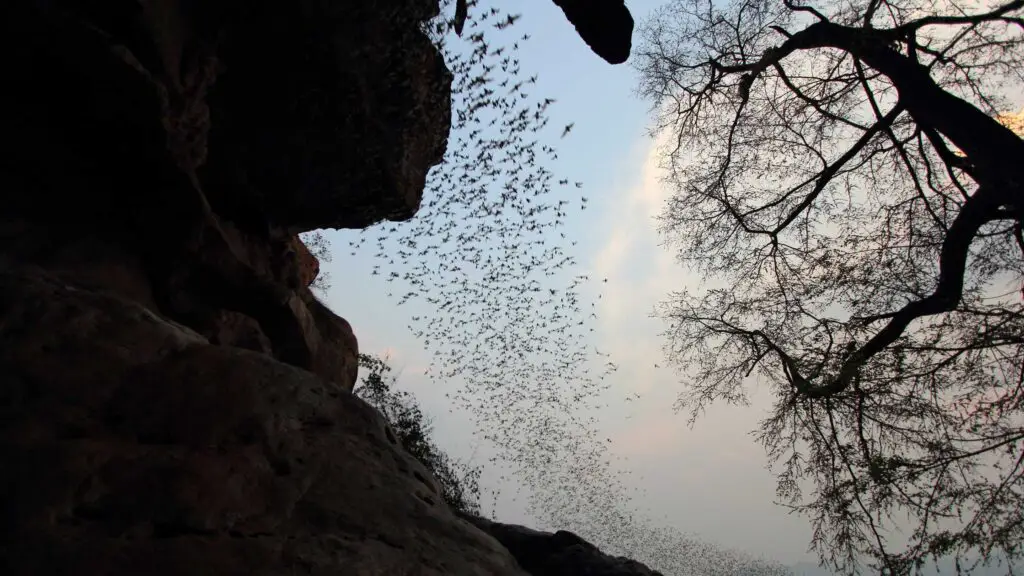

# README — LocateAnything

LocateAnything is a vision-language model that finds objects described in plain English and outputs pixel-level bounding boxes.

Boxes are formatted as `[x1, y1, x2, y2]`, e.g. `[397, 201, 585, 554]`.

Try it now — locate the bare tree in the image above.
[635, 0, 1024, 572]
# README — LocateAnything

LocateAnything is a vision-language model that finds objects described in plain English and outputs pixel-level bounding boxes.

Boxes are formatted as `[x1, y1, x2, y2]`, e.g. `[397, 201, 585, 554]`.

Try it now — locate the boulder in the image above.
[461, 513, 665, 576]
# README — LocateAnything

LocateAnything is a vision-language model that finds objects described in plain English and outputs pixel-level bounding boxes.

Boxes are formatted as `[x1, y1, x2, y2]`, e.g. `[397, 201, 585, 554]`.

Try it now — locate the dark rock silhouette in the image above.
[0, 0, 502, 573]
[453, 0, 634, 64]
[553, 0, 635, 64]
[461, 512, 665, 575]
[0, 269, 522, 574]
[1, 0, 651, 574]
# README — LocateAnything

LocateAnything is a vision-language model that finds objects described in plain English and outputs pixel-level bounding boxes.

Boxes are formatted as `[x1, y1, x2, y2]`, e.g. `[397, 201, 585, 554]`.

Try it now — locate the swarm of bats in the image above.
[345, 0, 639, 555]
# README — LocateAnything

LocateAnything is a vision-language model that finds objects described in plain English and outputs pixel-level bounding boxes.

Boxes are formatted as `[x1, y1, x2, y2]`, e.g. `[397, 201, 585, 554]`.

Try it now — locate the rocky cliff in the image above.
[0, 0, 659, 574]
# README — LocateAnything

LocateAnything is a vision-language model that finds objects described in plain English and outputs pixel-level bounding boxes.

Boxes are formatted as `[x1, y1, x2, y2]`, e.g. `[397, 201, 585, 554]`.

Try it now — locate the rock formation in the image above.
[462, 513, 666, 576]
[0, 0, 661, 574]
[1, 270, 527, 575]
[0, 0, 509, 572]
[552, 0, 635, 65]
[453, 0, 634, 64]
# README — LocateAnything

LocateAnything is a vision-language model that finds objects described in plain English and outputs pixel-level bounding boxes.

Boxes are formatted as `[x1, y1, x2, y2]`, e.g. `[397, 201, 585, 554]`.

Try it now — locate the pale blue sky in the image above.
[318, 0, 819, 568]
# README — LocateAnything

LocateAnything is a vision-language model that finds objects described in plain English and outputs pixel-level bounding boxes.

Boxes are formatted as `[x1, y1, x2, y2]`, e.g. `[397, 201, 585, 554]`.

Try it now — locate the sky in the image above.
[312, 0, 825, 568]
[310, 1, 1022, 571]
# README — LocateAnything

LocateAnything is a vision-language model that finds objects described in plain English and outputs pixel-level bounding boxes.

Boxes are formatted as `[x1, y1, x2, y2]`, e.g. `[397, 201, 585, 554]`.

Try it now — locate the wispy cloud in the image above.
[582, 130, 818, 562]
[590, 129, 693, 383]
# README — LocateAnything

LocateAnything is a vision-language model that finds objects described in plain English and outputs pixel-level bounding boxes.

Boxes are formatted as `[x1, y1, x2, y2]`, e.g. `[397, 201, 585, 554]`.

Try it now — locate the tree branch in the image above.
[803, 185, 1006, 398]
[784, 0, 829, 22]
[712, 20, 1024, 199]
[893, 0, 1024, 34]
[769, 105, 903, 236]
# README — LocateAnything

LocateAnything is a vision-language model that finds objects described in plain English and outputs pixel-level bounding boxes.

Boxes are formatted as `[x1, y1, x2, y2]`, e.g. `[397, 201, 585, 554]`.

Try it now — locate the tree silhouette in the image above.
[636, 0, 1024, 571]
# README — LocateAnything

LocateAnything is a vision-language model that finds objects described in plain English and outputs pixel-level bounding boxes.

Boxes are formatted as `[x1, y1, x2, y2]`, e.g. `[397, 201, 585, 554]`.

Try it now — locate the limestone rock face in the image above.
[200, 309, 275, 355]
[1, 0, 452, 389]
[4, 0, 451, 235]
[0, 0, 527, 574]
[0, 270, 526, 575]
[461, 514, 665, 576]
[198, 0, 454, 231]
[0, 0, 652, 574]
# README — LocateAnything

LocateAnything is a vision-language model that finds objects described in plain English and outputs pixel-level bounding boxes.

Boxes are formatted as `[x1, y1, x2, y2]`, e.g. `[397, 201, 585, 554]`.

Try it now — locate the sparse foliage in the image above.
[355, 353, 482, 516]
[636, 0, 1024, 572]
[300, 230, 332, 293]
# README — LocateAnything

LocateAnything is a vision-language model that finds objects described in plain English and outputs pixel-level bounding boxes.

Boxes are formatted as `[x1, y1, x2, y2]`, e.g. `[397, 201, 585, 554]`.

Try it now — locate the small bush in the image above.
[355, 353, 482, 516]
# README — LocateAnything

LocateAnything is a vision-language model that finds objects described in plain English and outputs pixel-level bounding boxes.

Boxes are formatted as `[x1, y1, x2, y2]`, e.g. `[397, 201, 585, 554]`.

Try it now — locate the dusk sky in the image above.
[320, 0, 842, 569]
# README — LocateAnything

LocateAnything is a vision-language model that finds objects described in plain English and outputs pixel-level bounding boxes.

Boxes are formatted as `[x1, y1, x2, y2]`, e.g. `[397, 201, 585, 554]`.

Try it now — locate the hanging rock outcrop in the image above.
[0, 0, 526, 573]
[0, 0, 661, 574]
[2, 0, 453, 390]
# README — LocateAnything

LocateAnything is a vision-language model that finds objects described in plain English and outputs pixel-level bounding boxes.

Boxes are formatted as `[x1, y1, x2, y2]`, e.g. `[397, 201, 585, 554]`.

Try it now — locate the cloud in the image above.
[591, 133, 671, 281]
[581, 126, 823, 563]
[590, 128, 695, 372]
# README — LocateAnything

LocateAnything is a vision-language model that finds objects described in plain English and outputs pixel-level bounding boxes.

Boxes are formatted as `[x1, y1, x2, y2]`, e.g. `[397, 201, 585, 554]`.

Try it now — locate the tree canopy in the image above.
[636, 0, 1024, 572]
